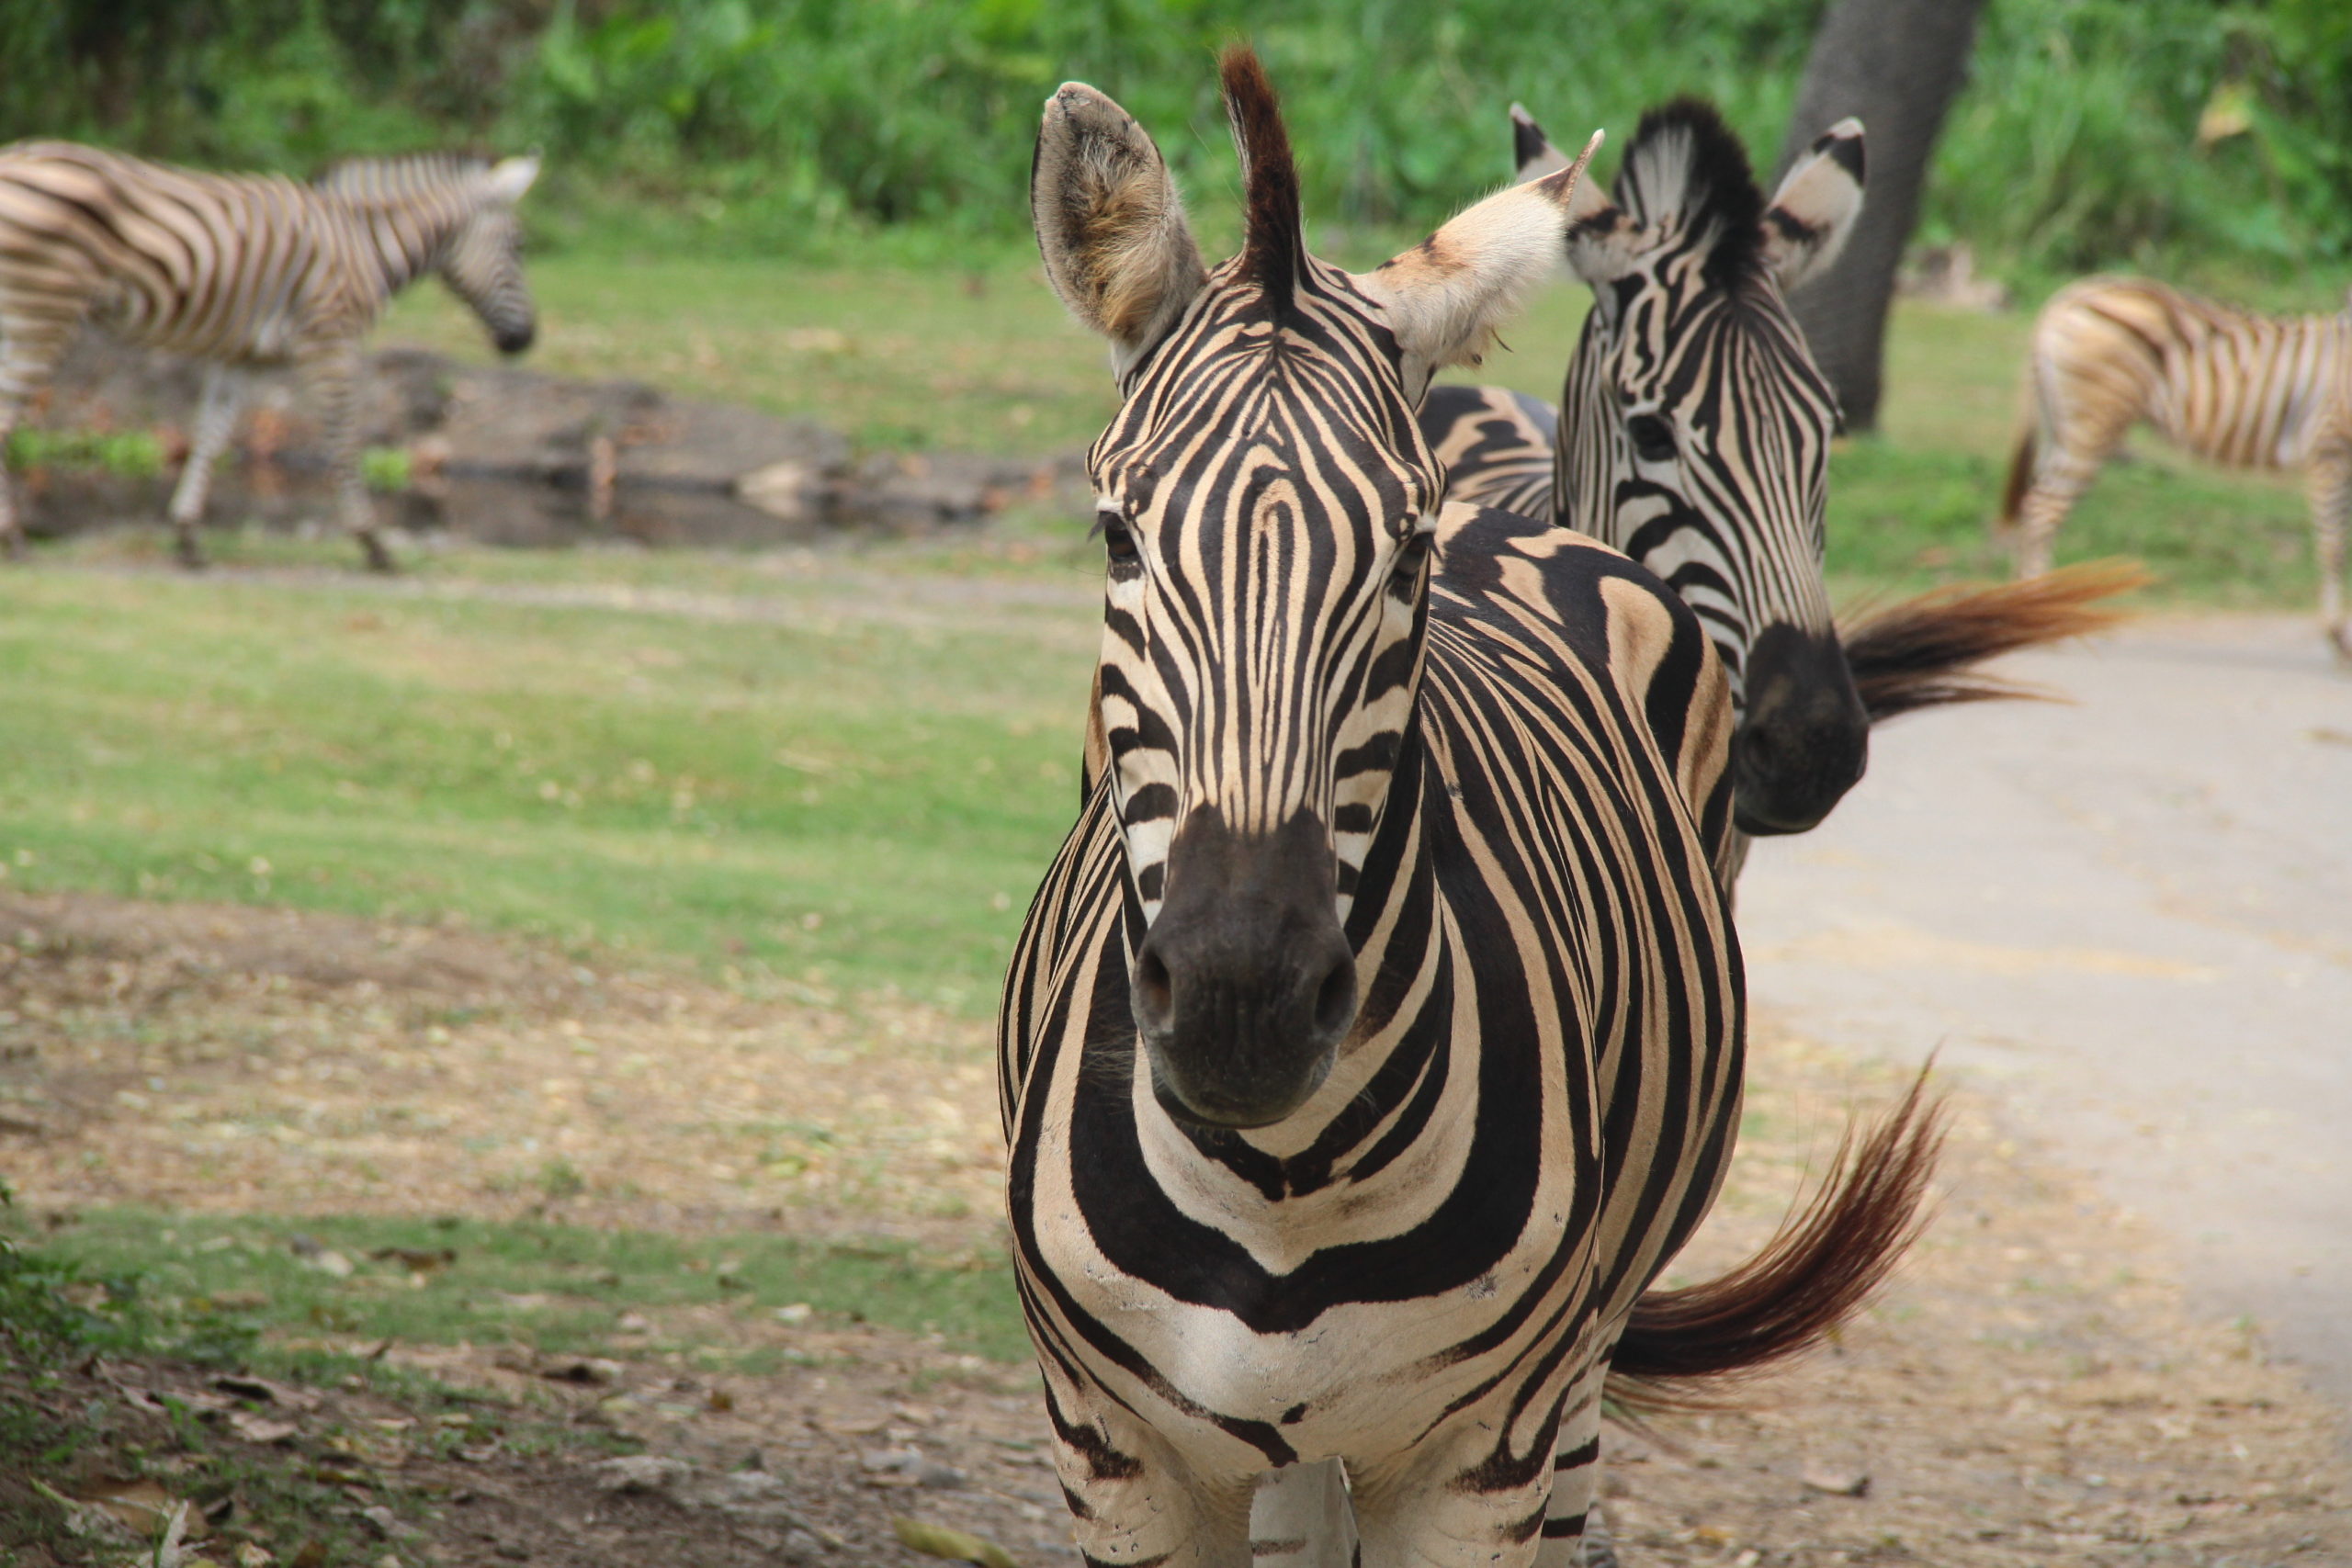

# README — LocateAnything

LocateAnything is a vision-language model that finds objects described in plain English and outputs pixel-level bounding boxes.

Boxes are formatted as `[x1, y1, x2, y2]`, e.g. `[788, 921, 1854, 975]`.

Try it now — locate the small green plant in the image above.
[361, 445, 413, 493]
[5, 428, 166, 479]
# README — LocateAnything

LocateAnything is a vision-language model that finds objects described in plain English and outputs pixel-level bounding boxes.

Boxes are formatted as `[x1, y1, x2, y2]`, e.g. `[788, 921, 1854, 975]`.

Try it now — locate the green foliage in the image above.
[6, 428, 167, 479]
[9, 1, 2352, 280]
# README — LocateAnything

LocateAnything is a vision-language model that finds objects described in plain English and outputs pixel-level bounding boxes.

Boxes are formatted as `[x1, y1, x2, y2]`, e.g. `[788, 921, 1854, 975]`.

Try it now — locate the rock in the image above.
[588, 1454, 693, 1495]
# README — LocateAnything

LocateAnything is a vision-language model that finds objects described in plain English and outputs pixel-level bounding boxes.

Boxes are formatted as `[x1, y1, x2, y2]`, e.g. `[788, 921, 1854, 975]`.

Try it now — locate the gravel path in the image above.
[1738, 613, 2352, 1409]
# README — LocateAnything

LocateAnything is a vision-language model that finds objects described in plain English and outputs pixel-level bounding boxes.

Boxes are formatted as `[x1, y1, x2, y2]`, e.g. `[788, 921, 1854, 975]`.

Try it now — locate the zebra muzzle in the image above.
[1733, 622, 1870, 836]
[1131, 806, 1358, 1129]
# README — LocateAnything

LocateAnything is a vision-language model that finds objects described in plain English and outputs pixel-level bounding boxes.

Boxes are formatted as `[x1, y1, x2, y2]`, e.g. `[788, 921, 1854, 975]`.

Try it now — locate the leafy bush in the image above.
[6, 0, 2351, 279]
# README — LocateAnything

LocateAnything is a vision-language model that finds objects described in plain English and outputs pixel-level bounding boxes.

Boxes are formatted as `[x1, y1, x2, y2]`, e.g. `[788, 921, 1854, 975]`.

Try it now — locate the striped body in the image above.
[0, 141, 537, 568]
[1003, 503, 1741, 1568]
[2002, 276, 2351, 656]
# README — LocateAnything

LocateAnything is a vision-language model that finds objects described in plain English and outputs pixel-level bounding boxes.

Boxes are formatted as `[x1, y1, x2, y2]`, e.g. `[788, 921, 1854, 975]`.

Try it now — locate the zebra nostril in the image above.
[1309, 955, 1357, 1046]
[1133, 945, 1174, 1034]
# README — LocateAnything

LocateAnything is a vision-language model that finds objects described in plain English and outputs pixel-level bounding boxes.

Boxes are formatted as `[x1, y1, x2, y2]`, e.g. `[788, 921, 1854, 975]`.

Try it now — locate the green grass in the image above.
[14, 1208, 1029, 1366]
[6, 265, 2333, 1010]
[0, 550, 1098, 1012]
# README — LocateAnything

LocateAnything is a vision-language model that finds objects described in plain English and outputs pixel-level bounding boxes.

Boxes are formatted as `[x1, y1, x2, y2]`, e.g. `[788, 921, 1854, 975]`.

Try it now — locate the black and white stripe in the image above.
[1007, 53, 1932, 1568]
[1999, 275, 2352, 659]
[0, 141, 538, 568]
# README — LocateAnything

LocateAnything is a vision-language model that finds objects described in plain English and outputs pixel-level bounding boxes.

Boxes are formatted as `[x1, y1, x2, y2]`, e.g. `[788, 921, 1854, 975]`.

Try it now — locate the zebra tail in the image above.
[1838, 558, 2150, 724]
[1605, 1069, 1945, 1416]
[1996, 421, 2037, 532]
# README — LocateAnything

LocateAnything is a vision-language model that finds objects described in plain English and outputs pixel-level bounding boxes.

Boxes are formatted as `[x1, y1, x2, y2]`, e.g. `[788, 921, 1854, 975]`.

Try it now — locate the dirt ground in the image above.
[4, 888, 2350, 1567]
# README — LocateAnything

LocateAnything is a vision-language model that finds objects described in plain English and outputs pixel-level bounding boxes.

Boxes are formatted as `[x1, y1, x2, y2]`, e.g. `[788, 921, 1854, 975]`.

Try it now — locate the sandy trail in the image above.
[1740, 611, 2352, 1410]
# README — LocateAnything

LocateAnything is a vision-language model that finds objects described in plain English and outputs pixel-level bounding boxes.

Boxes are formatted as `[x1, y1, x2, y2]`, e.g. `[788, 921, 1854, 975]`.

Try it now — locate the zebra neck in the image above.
[349, 197, 468, 297]
[1147, 720, 1453, 1199]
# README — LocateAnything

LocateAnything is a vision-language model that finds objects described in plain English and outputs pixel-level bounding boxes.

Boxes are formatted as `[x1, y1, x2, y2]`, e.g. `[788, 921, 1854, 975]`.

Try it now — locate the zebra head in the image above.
[1525, 99, 1866, 836]
[441, 155, 539, 356]
[1034, 47, 1600, 1129]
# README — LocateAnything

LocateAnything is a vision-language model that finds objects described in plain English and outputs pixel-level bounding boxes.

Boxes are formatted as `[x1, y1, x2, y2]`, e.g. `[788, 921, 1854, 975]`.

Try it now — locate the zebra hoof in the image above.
[174, 536, 209, 570]
[359, 537, 398, 574]
[1579, 1506, 1623, 1568]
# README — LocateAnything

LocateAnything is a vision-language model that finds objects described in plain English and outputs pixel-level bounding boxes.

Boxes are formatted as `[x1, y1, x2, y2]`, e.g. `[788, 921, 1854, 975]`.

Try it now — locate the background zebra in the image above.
[1005, 50, 1937, 1568]
[0, 141, 538, 570]
[1427, 102, 2139, 863]
[1999, 275, 2351, 659]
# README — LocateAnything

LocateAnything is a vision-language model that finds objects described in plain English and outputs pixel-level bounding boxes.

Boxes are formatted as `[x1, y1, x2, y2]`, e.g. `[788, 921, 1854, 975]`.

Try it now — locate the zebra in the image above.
[0, 141, 538, 570]
[1006, 49, 1939, 1568]
[1998, 275, 2352, 660]
[1426, 101, 2140, 860]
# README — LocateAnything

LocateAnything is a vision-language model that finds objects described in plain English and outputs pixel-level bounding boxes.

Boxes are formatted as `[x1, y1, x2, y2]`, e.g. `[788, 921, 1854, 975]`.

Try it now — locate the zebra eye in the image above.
[1092, 511, 1141, 568]
[1392, 530, 1432, 580]
[1627, 413, 1677, 464]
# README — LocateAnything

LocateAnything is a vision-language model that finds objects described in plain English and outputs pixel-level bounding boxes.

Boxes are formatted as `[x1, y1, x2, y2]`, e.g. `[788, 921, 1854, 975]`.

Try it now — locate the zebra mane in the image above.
[315, 152, 492, 207]
[1221, 44, 1302, 314]
[1617, 97, 1764, 292]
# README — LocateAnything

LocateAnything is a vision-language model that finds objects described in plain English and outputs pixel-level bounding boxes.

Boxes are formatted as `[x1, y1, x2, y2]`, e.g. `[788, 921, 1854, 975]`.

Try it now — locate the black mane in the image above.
[1619, 97, 1764, 292]
[1221, 44, 1302, 314]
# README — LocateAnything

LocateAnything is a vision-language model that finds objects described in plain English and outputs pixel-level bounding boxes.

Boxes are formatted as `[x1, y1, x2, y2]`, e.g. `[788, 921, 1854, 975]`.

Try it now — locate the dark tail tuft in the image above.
[1840, 558, 2149, 725]
[1997, 423, 2038, 533]
[1607, 1070, 1945, 1416]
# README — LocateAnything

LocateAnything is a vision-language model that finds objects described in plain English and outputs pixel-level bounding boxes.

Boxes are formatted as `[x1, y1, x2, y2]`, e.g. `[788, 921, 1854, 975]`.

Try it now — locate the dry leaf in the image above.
[891, 1517, 1018, 1568]
[1799, 1463, 1871, 1497]
[228, 1412, 300, 1445]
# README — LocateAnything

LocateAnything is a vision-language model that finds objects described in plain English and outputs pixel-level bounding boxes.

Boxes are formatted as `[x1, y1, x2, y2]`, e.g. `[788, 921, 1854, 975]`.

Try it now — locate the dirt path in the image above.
[1738, 612, 2352, 1414]
[6, 890, 2351, 1563]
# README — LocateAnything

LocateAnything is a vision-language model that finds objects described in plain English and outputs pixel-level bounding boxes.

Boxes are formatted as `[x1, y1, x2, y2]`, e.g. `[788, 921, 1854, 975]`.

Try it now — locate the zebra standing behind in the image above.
[1999, 275, 2352, 660]
[1005, 49, 1937, 1568]
[1429, 102, 2143, 869]
[0, 142, 539, 570]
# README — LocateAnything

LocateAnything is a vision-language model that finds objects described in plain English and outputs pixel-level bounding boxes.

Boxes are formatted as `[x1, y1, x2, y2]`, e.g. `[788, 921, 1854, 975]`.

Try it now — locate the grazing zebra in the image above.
[1429, 102, 2139, 855]
[1999, 275, 2351, 659]
[0, 142, 539, 570]
[1005, 50, 1938, 1568]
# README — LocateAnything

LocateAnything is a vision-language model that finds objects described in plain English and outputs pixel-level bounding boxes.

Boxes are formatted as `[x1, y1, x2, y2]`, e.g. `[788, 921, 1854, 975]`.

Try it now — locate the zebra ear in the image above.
[1032, 83, 1208, 378]
[1510, 104, 1573, 181]
[483, 155, 540, 206]
[1761, 118, 1864, 292]
[1511, 107, 1636, 287]
[1360, 130, 1602, 397]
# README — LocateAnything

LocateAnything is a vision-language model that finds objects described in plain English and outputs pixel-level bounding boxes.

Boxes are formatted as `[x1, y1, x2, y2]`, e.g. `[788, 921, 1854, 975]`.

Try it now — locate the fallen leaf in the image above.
[891, 1517, 1018, 1568]
[228, 1412, 300, 1445]
[369, 1247, 456, 1272]
[213, 1375, 322, 1412]
[235, 1543, 276, 1568]
[1800, 1464, 1871, 1497]
[288, 1541, 329, 1568]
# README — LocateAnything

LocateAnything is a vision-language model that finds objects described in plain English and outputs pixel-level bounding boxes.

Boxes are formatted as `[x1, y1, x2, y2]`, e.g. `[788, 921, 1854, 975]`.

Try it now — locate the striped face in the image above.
[439, 202, 536, 355]
[1034, 54, 1598, 1126]
[322, 154, 539, 356]
[1090, 261, 1440, 931]
[1532, 99, 1871, 835]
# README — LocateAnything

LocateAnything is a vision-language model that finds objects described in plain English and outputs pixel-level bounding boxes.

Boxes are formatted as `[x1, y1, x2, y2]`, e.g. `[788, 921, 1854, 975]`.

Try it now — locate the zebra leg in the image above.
[1043, 1380, 1257, 1568]
[2306, 441, 2351, 661]
[1540, 1366, 1610, 1568]
[301, 339, 394, 572]
[0, 309, 82, 559]
[1250, 1460, 1356, 1568]
[167, 366, 248, 568]
[2011, 461, 2095, 580]
[1348, 1377, 1590, 1568]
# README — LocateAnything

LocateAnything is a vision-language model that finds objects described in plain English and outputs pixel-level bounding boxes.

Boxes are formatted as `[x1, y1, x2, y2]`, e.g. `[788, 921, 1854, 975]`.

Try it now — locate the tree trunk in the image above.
[1778, 0, 1987, 433]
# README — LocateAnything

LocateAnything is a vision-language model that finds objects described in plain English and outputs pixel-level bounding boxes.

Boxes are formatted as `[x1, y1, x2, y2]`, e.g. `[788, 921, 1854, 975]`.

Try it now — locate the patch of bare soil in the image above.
[4, 890, 2349, 1566]
[0, 890, 1002, 1246]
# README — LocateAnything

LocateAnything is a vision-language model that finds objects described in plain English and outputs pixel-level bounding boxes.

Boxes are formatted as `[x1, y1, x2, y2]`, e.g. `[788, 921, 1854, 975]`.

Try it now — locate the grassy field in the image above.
[0, 547, 1096, 1014]
[0, 257, 2333, 1016]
